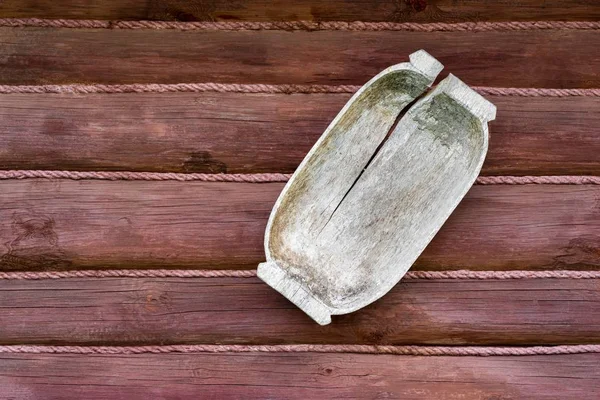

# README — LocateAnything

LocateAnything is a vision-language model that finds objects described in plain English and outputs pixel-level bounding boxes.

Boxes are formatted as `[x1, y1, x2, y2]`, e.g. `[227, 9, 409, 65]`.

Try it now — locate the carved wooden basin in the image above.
[258, 50, 496, 324]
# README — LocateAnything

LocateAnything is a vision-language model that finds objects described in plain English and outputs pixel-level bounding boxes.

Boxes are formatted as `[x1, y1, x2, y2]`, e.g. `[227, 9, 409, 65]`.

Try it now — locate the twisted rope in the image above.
[476, 176, 600, 185]
[0, 270, 257, 280]
[473, 87, 600, 98]
[0, 171, 598, 184]
[1, 18, 599, 32]
[0, 171, 291, 182]
[405, 270, 600, 280]
[0, 83, 599, 97]
[1, 269, 598, 280]
[0, 344, 598, 356]
[0, 83, 360, 95]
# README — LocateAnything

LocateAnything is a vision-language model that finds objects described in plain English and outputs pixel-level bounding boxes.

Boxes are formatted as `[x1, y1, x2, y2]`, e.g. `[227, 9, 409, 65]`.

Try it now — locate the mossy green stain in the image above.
[413, 93, 483, 151]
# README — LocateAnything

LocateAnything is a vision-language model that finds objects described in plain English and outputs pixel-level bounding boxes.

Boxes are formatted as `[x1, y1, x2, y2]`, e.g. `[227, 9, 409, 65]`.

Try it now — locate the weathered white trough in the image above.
[258, 50, 497, 325]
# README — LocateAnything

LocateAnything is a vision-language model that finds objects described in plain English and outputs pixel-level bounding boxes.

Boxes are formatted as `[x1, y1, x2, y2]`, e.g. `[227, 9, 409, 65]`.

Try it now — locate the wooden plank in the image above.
[2, 0, 599, 22]
[1, 93, 598, 176]
[0, 181, 598, 271]
[1, 277, 598, 345]
[1, 352, 598, 399]
[1, 28, 598, 87]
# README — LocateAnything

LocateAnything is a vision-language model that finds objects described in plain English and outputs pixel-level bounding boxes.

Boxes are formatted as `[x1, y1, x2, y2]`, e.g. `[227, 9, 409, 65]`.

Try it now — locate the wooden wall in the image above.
[0, 1, 599, 398]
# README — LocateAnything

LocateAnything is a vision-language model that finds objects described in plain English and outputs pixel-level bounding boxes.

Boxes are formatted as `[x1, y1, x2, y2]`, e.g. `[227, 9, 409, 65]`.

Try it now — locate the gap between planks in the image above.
[0, 83, 599, 96]
[2, 269, 599, 280]
[0, 19, 599, 32]
[1, 344, 599, 356]
[0, 171, 599, 184]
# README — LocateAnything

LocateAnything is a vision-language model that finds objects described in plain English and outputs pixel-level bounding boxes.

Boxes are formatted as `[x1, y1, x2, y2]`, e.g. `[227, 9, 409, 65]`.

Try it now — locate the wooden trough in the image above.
[259, 51, 496, 324]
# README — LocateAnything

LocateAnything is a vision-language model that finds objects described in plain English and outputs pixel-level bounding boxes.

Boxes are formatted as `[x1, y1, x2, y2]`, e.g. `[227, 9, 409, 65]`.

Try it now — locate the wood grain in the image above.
[1, 93, 598, 176]
[1, 28, 599, 87]
[2, 0, 600, 22]
[1, 277, 599, 345]
[0, 181, 598, 271]
[1, 352, 599, 399]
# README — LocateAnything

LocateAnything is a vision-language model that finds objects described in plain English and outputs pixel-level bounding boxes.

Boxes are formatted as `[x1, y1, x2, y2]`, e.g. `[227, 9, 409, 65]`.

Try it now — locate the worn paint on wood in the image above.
[260, 69, 496, 324]
[0, 277, 598, 345]
[0, 181, 598, 271]
[1, 93, 598, 176]
[1, 352, 599, 399]
[2, 0, 600, 22]
[1, 28, 599, 87]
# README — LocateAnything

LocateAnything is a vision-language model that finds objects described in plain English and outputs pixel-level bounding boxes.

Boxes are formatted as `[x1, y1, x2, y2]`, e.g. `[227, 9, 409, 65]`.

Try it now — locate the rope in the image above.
[1, 18, 599, 32]
[0, 83, 599, 97]
[0, 171, 598, 184]
[0, 270, 257, 279]
[1, 269, 599, 280]
[405, 270, 600, 280]
[0, 83, 360, 94]
[0, 171, 292, 182]
[473, 87, 600, 98]
[0, 344, 598, 356]
[476, 176, 600, 185]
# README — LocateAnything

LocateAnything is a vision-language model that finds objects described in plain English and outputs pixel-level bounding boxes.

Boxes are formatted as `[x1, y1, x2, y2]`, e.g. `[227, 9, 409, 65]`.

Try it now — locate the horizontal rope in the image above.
[1, 269, 599, 280]
[475, 176, 600, 185]
[0, 171, 598, 184]
[0, 83, 599, 97]
[0, 171, 292, 182]
[0, 344, 598, 356]
[1, 18, 599, 32]
[0, 83, 360, 95]
[407, 270, 600, 280]
[0, 269, 257, 280]
[473, 87, 600, 98]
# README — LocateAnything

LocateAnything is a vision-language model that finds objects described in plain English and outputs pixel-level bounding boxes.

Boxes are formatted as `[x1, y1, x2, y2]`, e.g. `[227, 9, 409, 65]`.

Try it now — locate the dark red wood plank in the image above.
[2, 0, 599, 22]
[0, 181, 598, 271]
[1, 93, 598, 175]
[0, 277, 598, 345]
[1, 28, 598, 87]
[1, 352, 598, 399]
